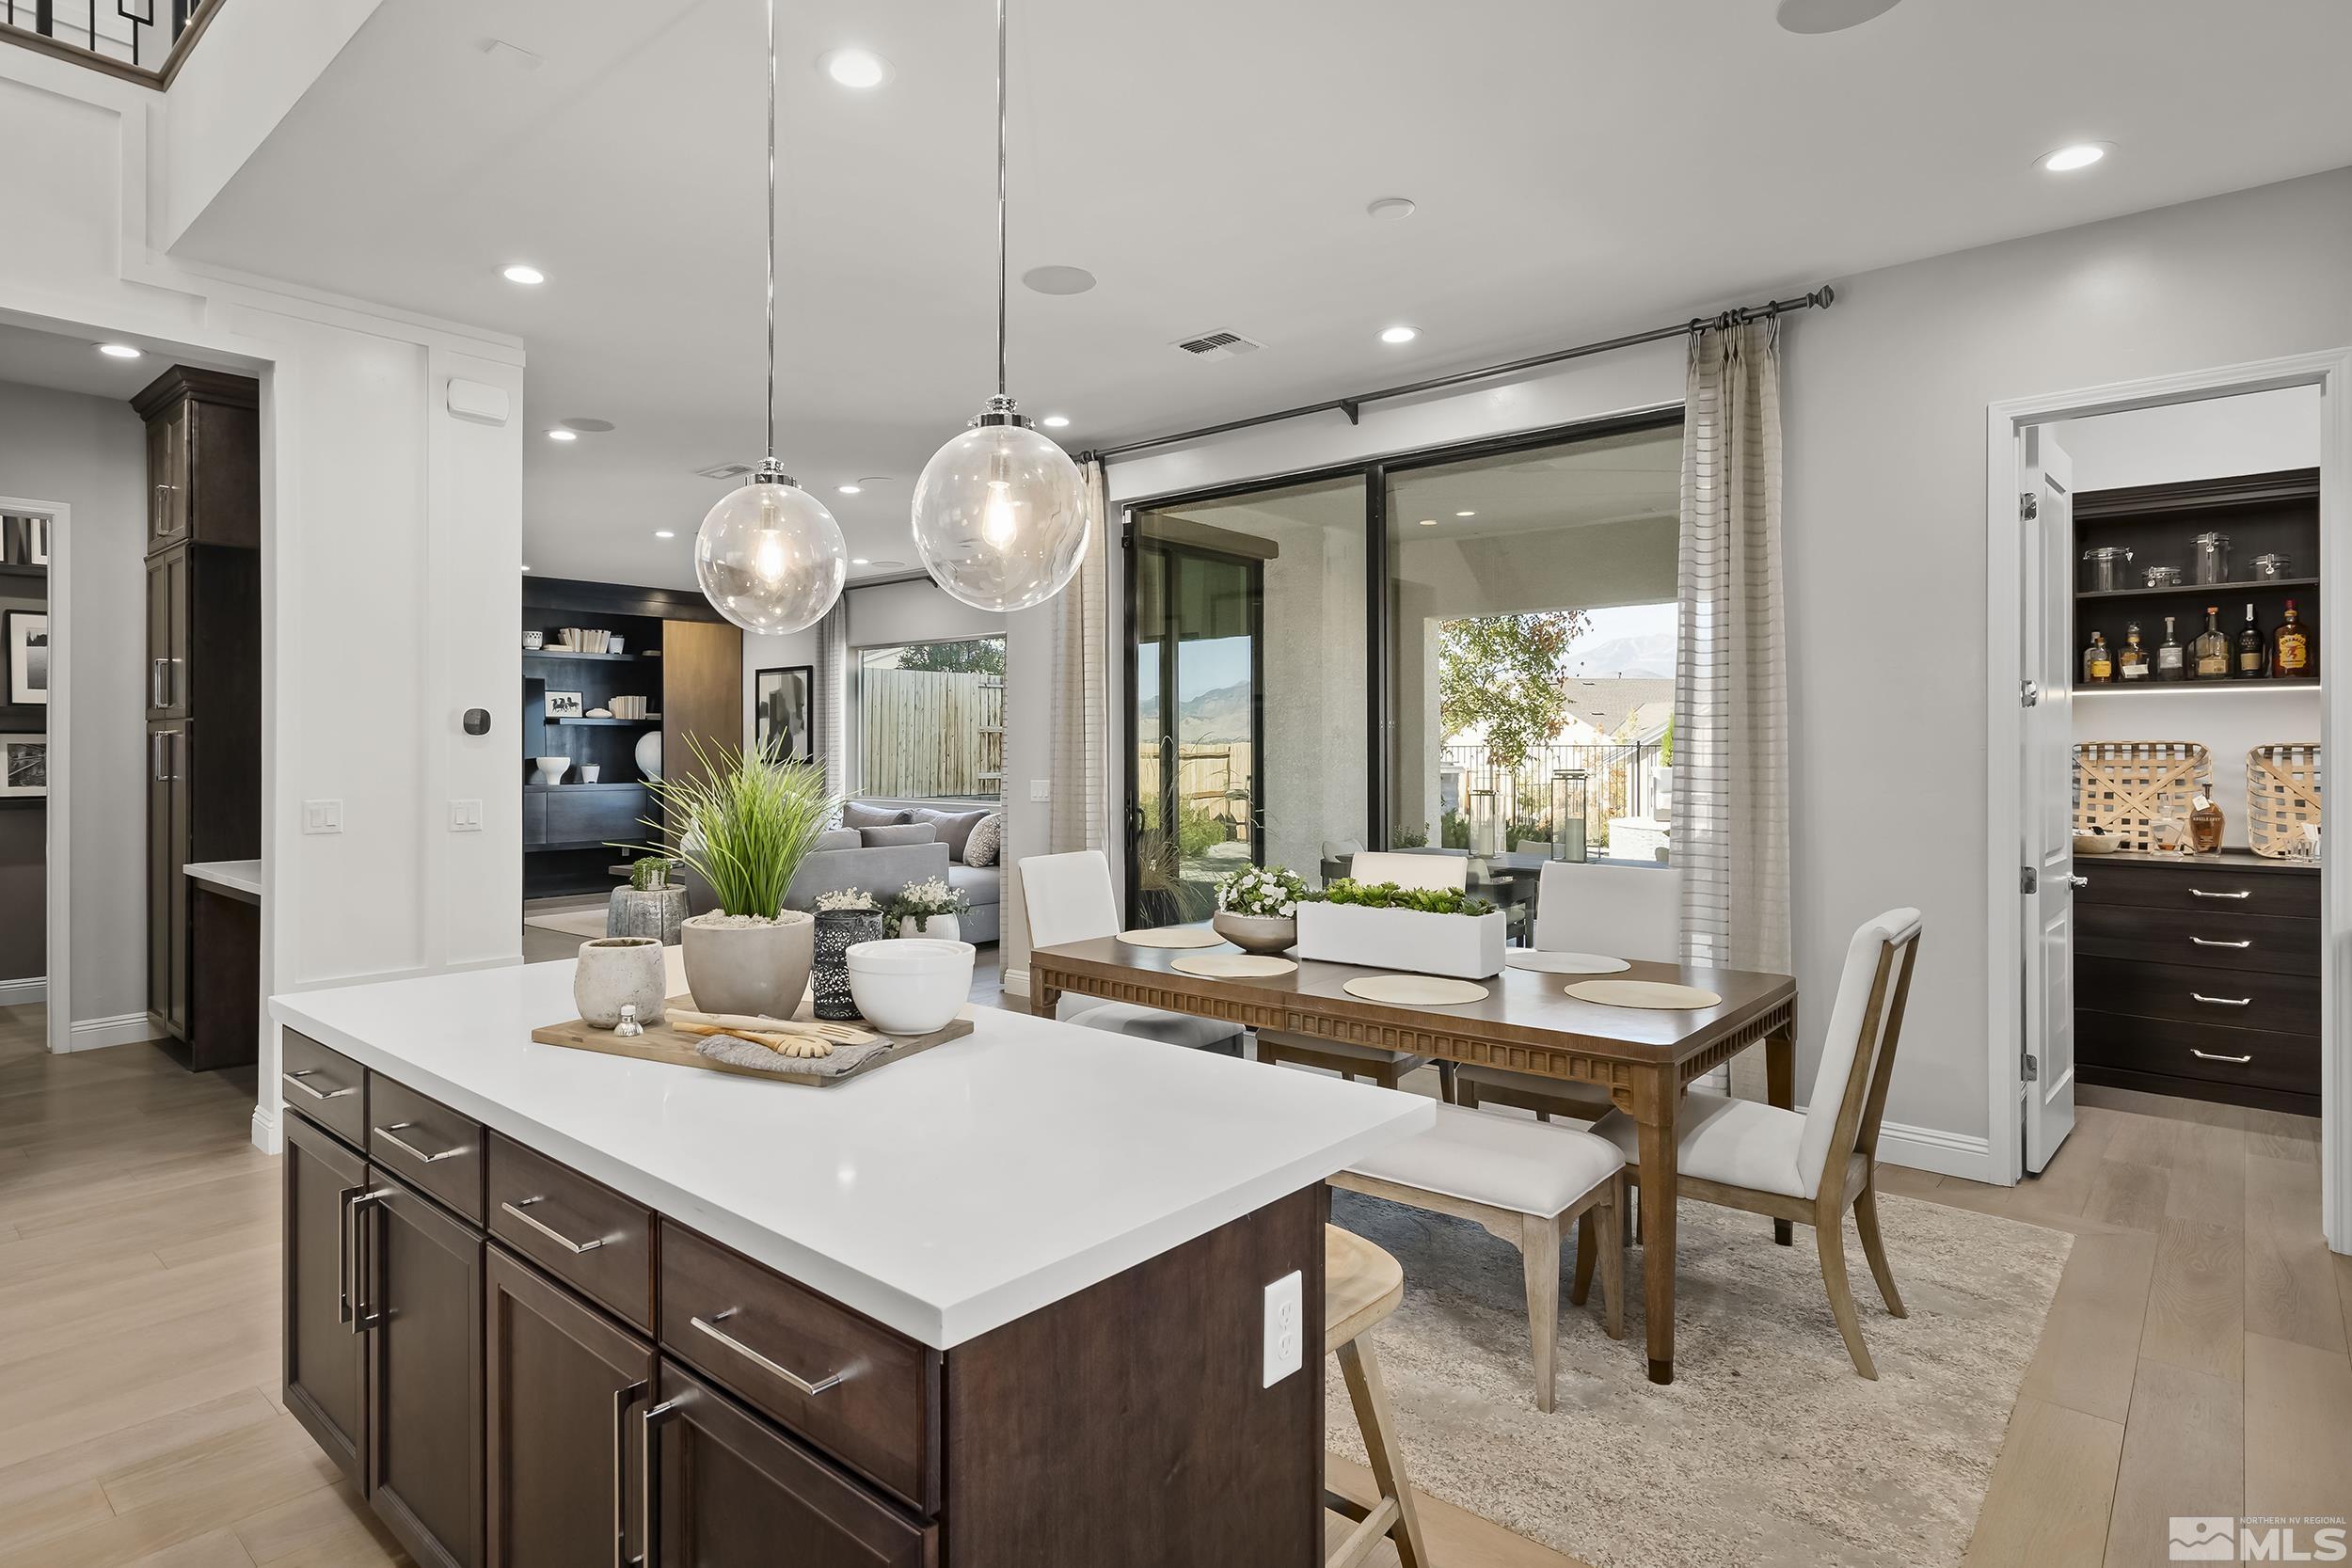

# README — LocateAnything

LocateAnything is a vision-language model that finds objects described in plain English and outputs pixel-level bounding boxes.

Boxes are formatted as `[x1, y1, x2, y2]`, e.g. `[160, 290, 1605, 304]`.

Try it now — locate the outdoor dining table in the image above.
[1027, 937, 1799, 1385]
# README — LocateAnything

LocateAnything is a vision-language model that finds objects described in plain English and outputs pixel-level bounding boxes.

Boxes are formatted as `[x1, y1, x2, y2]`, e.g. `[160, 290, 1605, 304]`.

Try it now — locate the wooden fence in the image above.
[859, 670, 1004, 800]
[1136, 740, 1254, 843]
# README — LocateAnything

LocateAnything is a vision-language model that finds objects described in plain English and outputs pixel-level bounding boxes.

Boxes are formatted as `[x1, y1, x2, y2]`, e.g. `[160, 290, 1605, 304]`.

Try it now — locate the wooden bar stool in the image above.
[1325, 1225, 1429, 1568]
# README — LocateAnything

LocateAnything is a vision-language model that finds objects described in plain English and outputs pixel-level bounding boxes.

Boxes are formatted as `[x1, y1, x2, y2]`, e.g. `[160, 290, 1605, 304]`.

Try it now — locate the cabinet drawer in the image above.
[544, 787, 648, 848]
[282, 1031, 368, 1149]
[368, 1078, 486, 1227]
[660, 1223, 940, 1514]
[2075, 859, 2318, 919]
[2078, 1010, 2320, 1098]
[2075, 904, 2318, 976]
[2075, 956, 2318, 1036]
[488, 1134, 655, 1333]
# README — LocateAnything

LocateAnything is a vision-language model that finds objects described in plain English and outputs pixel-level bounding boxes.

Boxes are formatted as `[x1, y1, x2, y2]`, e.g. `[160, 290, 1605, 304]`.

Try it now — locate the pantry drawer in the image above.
[2074, 956, 2317, 1037]
[2074, 904, 2317, 976]
[488, 1132, 655, 1332]
[2074, 859, 2318, 919]
[2077, 1010, 2319, 1099]
[367, 1076, 485, 1226]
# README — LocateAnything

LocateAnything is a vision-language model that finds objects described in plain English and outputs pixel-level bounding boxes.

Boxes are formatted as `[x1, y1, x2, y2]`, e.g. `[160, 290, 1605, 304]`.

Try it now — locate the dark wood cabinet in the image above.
[485, 1247, 654, 1568]
[144, 547, 188, 720]
[283, 1112, 369, 1487]
[135, 367, 259, 553]
[146, 718, 191, 1040]
[367, 1174, 486, 1568]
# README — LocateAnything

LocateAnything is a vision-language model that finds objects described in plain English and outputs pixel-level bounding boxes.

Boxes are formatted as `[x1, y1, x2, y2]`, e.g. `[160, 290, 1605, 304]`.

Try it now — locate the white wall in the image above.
[847, 578, 1007, 650]
[0, 380, 147, 1027]
[742, 626, 818, 756]
[2061, 388, 2324, 847]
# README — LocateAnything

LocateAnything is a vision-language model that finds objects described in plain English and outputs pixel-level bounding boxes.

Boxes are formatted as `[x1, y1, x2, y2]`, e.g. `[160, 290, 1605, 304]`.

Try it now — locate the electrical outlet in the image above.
[449, 799, 484, 832]
[1029, 779, 1051, 802]
[302, 800, 343, 834]
[1263, 1270, 1303, 1387]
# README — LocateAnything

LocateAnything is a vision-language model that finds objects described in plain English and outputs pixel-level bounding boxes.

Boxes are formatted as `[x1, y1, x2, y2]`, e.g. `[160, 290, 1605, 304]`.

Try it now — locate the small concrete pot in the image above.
[573, 937, 667, 1030]
[609, 884, 689, 946]
[680, 911, 815, 1019]
[1213, 911, 1296, 956]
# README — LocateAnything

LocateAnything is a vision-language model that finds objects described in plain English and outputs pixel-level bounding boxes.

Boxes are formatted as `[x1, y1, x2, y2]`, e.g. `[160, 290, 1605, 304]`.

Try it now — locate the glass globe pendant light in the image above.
[910, 0, 1087, 612]
[694, 0, 847, 635]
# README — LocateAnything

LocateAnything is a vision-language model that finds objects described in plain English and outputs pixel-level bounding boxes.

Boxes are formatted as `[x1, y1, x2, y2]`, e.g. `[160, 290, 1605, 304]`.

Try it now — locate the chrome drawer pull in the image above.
[2188, 888, 2251, 900]
[690, 1310, 847, 1397]
[374, 1122, 467, 1164]
[2189, 1049, 2253, 1065]
[282, 1069, 356, 1101]
[2189, 992, 2251, 1007]
[2188, 937, 2252, 949]
[501, 1196, 609, 1254]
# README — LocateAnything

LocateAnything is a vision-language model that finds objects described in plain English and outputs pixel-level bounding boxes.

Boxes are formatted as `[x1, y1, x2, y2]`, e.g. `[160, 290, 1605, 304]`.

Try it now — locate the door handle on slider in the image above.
[2189, 992, 2250, 1007]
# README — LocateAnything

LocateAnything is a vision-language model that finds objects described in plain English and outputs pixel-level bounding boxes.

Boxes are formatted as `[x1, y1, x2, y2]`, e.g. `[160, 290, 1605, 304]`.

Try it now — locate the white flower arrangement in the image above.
[886, 876, 970, 930]
[815, 887, 876, 911]
[1214, 863, 1311, 918]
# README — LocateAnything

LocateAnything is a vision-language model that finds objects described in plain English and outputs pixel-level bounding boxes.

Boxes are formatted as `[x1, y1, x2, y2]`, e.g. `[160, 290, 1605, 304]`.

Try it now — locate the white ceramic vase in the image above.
[573, 937, 667, 1029]
[898, 912, 960, 944]
[680, 911, 815, 1019]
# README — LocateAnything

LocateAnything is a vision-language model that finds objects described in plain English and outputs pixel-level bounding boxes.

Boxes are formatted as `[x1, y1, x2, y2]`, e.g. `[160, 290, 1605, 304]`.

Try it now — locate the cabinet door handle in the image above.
[501, 1196, 609, 1254]
[2189, 992, 2251, 1007]
[690, 1310, 847, 1397]
[2063, 874, 2090, 888]
[374, 1122, 467, 1164]
[282, 1068, 356, 1101]
[2189, 937, 2252, 949]
[151, 733, 166, 783]
[334, 1182, 361, 1325]
[612, 1380, 649, 1568]
[346, 1187, 393, 1334]
[151, 657, 169, 708]
[640, 1396, 689, 1568]
[2189, 1048, 2253, 1064]
[2189, 888, 2251, 900]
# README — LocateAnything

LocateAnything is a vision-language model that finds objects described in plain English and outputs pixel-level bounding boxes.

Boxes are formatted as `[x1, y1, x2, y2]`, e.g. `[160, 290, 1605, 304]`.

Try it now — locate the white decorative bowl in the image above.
[845, 938, 974, 1036]
[534, 755, 571, 785]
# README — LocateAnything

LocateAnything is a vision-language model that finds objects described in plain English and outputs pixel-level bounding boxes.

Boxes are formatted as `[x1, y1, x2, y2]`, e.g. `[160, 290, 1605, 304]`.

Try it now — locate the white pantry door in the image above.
[2022, 425, 2078, 1173]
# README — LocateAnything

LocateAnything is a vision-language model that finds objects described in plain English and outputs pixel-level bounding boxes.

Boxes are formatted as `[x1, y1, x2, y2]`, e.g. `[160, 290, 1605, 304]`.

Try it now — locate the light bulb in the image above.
[911, 414, 1089, 612]
[694, 470, 847, 634]
[755, 530, 787, 583]
[982, 481, 1018, 549]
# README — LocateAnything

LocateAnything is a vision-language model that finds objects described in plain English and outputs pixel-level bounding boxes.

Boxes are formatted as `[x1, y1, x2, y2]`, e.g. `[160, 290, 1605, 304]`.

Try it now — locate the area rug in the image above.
[523, 906, 609, 938]
[1327, 1187, 2071, 1568]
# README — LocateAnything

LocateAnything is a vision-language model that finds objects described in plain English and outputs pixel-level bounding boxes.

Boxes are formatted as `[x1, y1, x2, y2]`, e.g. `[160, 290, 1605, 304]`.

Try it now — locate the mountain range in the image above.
[1565, 631, 1677, 679]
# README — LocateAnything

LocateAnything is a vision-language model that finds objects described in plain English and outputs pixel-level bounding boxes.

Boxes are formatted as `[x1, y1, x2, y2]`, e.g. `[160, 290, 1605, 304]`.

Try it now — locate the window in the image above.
[854, 636, 1005, 801]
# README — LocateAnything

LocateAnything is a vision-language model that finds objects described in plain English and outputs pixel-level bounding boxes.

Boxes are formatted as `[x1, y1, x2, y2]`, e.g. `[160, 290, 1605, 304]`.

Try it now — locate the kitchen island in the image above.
[269, 951, 1431, 1568]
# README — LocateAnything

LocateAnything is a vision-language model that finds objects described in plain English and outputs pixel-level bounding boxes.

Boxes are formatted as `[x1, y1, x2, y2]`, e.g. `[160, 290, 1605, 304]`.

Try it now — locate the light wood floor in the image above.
[4, 1002, 2342, 1567]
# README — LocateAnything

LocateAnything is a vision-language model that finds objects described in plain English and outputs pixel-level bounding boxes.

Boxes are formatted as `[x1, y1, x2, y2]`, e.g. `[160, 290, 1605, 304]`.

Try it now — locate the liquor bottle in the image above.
[2154, 615, 2185, 682]
[2270, 599, 2314, 679]
[2237, 603, 2266, 679]
[2119, 623, 2150, 680]
[2191, 607, 2231, 679]
[2081, 630, 2113, 684]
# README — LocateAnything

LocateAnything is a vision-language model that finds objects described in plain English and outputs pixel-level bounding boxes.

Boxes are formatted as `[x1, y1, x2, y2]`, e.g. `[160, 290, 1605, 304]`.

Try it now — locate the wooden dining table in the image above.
[1028, 938, 1799, 1386]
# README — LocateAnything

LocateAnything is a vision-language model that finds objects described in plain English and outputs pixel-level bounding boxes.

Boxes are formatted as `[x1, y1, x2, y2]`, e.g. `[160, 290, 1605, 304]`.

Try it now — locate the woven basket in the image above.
[2246, 743, 2322, 858]
[2073, 741, 2212, 851]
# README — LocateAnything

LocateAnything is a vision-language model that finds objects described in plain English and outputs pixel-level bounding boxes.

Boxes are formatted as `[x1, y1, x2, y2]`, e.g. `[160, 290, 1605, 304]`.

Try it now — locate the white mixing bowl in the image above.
[845, 938, 975, 1036]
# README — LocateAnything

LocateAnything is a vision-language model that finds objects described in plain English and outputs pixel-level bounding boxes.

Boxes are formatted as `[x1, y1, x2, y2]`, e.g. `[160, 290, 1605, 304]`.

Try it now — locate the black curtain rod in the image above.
[1083, 285, 1835, 465]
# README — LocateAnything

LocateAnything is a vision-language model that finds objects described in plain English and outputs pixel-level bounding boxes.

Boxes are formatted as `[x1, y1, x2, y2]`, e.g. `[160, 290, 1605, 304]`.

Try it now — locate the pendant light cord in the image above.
[765, 0, 779, 462]
[994, 0, 1009, 401]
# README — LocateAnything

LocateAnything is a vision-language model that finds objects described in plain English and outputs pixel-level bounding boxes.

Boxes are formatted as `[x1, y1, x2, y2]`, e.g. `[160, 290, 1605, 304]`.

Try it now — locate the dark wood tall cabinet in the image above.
[134, 368, 261, 1061]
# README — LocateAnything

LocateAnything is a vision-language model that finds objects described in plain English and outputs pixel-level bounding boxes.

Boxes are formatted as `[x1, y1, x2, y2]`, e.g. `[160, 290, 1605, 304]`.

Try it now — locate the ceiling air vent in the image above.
[694, 462, 755, 481]
[1172, 330, 1263, 361]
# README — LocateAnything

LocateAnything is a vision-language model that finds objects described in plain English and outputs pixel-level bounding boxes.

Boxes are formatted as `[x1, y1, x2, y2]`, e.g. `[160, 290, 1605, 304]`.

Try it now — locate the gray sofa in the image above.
[678, 811, 1002, 946]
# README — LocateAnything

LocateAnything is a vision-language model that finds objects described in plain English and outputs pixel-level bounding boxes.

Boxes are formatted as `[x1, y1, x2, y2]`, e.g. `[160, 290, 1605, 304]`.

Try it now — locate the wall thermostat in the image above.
[463, 708, 492, 736]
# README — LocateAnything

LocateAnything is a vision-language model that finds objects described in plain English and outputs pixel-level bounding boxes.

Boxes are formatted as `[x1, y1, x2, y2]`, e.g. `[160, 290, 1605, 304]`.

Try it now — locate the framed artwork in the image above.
[1, 515, 47, 567]
[755, 665, 815, 763]
[545, 689, 584, 720]
[7, 612, 47, 706]
[0, 734, 45, 798]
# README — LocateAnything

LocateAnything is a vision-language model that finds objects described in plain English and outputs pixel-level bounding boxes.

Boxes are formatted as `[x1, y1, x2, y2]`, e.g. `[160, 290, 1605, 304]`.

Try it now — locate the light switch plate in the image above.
[1029, 780, 1051, 801]
[1263, 1269, 1303, 1387]
[302, 800, 343, 834]
[449, 800, 484, 832]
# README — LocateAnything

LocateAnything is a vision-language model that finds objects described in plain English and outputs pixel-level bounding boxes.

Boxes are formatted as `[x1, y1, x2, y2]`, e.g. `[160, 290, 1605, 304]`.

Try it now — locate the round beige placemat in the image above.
[1342, 974, 1491, 1006]
[1504, 950, 1631, 976]
[1171, 953, 1297, 979]
[1565, 979, 1723, 1010]
[1117, 927, 1226, 949]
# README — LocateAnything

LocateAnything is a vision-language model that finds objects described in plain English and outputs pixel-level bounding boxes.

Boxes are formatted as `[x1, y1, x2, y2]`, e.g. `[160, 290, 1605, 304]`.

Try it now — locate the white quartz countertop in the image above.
[184, 859, 263, 898]
[269, 952, 1432, 1350]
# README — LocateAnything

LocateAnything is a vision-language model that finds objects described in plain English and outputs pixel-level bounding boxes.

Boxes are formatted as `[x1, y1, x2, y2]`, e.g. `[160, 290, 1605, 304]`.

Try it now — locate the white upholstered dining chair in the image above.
[1346, 851, 1469, 892]
[1017, 851, 1246, 1054]
[1592, 907, 1924, 1378]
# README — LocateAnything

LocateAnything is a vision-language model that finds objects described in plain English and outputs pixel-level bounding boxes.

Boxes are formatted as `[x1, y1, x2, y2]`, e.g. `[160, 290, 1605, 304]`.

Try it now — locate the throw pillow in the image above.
[962, 813, 1004, 866]
[910, 806, 990, 862]
[812, 828, 861, 854]
[843, 800, 911, 831]
[860, 823, 939, 848]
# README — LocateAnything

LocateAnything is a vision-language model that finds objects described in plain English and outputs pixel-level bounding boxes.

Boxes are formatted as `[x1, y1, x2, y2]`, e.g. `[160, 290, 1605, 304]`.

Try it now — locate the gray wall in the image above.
[0, 377, 147, 1023]
[0, 573, 41, 984]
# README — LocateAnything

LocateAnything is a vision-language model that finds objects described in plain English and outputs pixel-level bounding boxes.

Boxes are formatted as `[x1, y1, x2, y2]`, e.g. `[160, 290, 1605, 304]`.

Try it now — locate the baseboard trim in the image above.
[63, 1012, 155, 1053]
[1001, 966, 1029, 1000]
[250, 1103, 281, 1155]
[1874, 1119, 1996, 1183]
[0, 976, 44, 1006]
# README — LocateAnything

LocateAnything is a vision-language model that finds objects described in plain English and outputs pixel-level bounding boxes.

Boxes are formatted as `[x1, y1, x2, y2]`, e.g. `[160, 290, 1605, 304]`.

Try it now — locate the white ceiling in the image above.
[0, 322, 171, 402]
[170, 0, 2352, 590]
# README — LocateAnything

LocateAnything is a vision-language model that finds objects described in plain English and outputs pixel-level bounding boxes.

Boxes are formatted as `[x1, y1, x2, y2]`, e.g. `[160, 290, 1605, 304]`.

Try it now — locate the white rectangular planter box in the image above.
[1294, 903, 1506, 980]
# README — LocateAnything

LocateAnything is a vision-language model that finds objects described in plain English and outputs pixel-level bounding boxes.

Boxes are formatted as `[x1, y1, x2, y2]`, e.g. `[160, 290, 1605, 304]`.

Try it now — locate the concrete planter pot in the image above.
[680, 911, 815, 1019]
[573, 937, 668, 1030]
[609, 884, 690, 945]
[1212, 911, 1296, 956]
[1294, 903, 1505, 979]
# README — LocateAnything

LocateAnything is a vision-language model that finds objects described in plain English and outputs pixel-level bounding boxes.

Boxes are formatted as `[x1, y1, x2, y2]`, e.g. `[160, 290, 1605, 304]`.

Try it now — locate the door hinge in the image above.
[2020, 865, 2039, 895]
[2020, 491, 2039, 522]
[2020, 679, 2041, 708]
[2022, 1053, 2041, 1083]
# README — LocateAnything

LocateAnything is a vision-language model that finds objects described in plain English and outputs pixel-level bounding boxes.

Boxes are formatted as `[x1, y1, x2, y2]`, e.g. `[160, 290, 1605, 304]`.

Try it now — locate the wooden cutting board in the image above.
[532, 995, 976, 1086]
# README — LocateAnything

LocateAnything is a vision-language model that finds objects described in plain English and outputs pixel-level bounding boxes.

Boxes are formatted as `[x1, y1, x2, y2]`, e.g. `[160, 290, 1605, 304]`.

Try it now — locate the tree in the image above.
[1437, 610, 1587, 768]
[894, 638, 1005, 675]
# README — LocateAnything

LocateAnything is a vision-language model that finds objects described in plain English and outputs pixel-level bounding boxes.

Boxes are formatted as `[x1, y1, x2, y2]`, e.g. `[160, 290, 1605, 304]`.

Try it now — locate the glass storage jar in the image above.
[2191, 531, 2231, 585]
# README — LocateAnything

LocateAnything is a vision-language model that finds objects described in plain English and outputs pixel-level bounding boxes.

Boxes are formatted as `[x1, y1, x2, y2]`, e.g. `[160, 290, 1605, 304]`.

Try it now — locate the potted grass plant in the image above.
[1293, 877, 1506, 979]
[624, 736, 837, 1018]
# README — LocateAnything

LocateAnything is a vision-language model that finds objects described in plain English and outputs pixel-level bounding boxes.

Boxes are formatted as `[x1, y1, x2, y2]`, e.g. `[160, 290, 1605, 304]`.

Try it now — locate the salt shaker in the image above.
[615, 1004, 644, 1038]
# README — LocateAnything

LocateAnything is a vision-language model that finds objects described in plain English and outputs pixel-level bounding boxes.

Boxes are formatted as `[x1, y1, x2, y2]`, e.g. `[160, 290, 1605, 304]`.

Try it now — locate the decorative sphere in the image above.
[693, 477, 848, 635]
[910, 421, 1088, 611]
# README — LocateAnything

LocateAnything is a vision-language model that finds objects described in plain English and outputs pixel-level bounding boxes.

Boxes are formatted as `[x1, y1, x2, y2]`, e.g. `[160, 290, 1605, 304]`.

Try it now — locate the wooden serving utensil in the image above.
[669, 1007, 876, 1046]
[673, 1022, 834, 1059]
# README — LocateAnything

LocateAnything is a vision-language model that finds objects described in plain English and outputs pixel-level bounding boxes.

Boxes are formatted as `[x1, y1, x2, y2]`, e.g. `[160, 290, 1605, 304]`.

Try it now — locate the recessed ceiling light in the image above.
[1366, 197, 1417, 222]
[2039, 142, 2110, 173]
[501, 264, 545, 285]
[1418, 518, 1438, 527]
[562, 417, 616, 433]
[1774, 0, 1903, 34]
[1041, 415, 1071, 429]
[97, 342, 143, 359]
[520, 564, 532, 572]
[819, 47, 891, 88]
[850, 557, 871, 565]
[546, 429, 578, 442]
[1380, 325, 1419, 345]
[1455, 511, 1476, 517]
[1022, 264, 1097, 296]
[654, 530, 676, 539]
[837, 483, 862, 495]
[864, 559, 905, 570]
